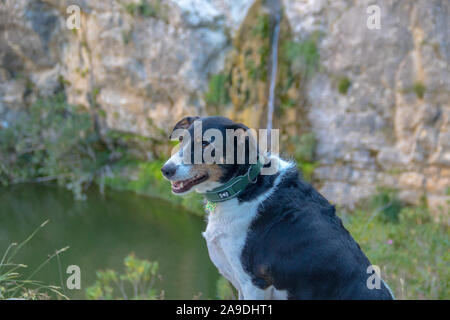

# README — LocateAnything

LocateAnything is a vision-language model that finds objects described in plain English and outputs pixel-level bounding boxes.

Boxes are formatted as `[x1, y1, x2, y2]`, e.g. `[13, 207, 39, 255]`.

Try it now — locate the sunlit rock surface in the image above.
[0, 0, 448, 215]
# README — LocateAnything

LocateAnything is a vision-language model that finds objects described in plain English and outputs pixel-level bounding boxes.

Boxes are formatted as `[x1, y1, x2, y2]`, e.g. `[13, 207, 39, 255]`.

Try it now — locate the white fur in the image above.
[202, 156, 292, 300]
[162, 142, 224, 194]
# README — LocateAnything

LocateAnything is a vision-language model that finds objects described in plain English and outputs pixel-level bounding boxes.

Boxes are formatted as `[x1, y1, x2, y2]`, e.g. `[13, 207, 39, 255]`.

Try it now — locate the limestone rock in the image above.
[0, 0, 448, 216]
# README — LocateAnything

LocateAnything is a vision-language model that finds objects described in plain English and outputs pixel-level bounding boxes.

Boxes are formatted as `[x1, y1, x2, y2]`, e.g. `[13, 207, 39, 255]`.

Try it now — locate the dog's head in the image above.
[161, 116, 258, 195]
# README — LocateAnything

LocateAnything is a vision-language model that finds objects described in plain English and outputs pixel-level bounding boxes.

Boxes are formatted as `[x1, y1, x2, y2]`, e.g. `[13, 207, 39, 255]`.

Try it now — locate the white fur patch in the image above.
[202, 156, 292, 300]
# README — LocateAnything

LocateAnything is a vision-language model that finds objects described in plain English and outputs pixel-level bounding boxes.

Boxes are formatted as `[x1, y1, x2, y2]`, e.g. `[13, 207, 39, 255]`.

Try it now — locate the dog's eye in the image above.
[202, 141, 209, 149]
[178, 136, 183, 142]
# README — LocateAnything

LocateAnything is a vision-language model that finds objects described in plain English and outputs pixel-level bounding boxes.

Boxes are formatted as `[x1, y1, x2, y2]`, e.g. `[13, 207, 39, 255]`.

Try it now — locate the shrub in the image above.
[338, 77, 351, 95]
[85, 253, 163, 300]
[369, 188, 404, 223]
[291, 132, 318, 182]
[0, 93, 116, 200]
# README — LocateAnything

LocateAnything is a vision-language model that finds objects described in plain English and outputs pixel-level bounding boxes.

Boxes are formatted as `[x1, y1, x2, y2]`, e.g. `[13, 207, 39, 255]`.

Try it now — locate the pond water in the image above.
[0, 184, 220, 299]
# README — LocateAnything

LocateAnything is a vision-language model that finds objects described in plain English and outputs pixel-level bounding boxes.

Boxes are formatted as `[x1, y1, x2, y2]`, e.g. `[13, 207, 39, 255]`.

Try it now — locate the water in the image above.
[0, 184, 220, 299]
[266, 7, 282, 137]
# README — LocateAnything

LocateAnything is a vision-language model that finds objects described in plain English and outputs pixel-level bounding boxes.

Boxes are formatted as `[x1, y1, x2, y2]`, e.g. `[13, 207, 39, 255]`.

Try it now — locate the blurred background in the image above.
[0, 0, 448, 300]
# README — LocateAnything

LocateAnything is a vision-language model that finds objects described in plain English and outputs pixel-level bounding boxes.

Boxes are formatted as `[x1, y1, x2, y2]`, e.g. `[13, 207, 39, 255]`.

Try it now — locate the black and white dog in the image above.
[161, 116, 394, 300]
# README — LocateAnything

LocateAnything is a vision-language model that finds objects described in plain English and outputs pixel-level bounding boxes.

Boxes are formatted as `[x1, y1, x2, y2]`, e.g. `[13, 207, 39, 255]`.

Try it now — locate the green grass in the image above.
[341, 203, 449, 299]
[368, 187, 404, 223]
[0, 221, 69, 300]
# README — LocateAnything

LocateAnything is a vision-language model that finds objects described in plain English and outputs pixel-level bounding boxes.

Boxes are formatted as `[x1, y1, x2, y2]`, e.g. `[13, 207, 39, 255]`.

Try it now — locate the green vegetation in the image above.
[205, 73, 231, 108]
[0, 93, 106, 200]
[291, 132, 318, 182]
[86, 253, 163, 300]
[0, 93, 166, 201]
[342, 194, 449, 299]
[121, 0, 169, 21]
[0, 93, 127, 200]
[2, 94, 447, 300]
[85, 192, 448, 300]
[413, 82, 426, 99]
[369, 187, 404, 223]
[252, 15, 270, 39]
[0, 221, 69, 300]
[282, 34, 320, 79]
[277, 33, 321, 112]
[338, 76, 351, 95]
[216, 276, 237, 300]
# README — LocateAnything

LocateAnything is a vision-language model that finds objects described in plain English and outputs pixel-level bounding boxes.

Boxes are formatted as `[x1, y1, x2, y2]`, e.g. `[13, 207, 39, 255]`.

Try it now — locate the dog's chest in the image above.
[202, 200, 258, 292]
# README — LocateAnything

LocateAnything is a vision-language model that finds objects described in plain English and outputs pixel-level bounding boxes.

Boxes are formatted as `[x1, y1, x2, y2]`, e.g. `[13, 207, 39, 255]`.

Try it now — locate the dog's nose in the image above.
[161, 163, 177, 178]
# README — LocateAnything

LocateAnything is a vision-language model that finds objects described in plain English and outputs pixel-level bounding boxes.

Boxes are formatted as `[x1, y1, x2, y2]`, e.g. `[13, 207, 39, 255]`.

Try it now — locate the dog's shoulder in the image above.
[241, 164, 393, 299]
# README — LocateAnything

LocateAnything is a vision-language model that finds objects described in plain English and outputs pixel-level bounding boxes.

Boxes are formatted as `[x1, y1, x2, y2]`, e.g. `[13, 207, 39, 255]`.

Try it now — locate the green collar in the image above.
[204, 160, 264, 203]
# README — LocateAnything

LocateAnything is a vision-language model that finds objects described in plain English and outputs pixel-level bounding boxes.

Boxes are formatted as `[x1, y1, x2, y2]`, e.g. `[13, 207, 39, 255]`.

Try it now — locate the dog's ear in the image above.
[169, 116, 199, 139]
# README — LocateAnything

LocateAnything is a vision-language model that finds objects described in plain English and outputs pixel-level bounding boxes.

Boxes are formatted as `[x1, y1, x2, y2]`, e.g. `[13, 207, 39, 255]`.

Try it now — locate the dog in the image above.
[161, 116, 394, 300]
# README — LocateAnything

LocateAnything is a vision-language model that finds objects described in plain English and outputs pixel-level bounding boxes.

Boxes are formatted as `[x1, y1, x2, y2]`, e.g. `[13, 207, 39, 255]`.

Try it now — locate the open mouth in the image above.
[171, 173, 209, 193]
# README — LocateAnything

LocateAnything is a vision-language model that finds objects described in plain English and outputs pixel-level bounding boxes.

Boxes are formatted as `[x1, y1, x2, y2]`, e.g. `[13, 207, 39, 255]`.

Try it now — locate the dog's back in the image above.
[241, 166, 394, 299]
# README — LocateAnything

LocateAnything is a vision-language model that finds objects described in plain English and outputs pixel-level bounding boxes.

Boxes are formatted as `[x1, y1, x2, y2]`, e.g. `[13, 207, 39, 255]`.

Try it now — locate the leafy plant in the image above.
[85, 253, 163, 300]
[338, 77, 351, 95]
[0, 220, 69, 300]
[369, 188, 404, 223]
[291, 132, 318, 182]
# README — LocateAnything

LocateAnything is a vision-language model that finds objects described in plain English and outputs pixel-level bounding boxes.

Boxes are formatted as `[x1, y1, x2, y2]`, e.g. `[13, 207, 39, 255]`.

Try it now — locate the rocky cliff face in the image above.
[0, 0, 448, 216]
[284, 0, 449, 215]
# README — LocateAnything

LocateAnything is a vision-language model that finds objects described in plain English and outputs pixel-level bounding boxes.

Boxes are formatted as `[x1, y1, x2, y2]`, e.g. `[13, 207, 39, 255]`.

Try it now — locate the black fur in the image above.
[171, 116, 256, 182]
[240, 167, 393, 299]
[169, 116, 393, 300]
